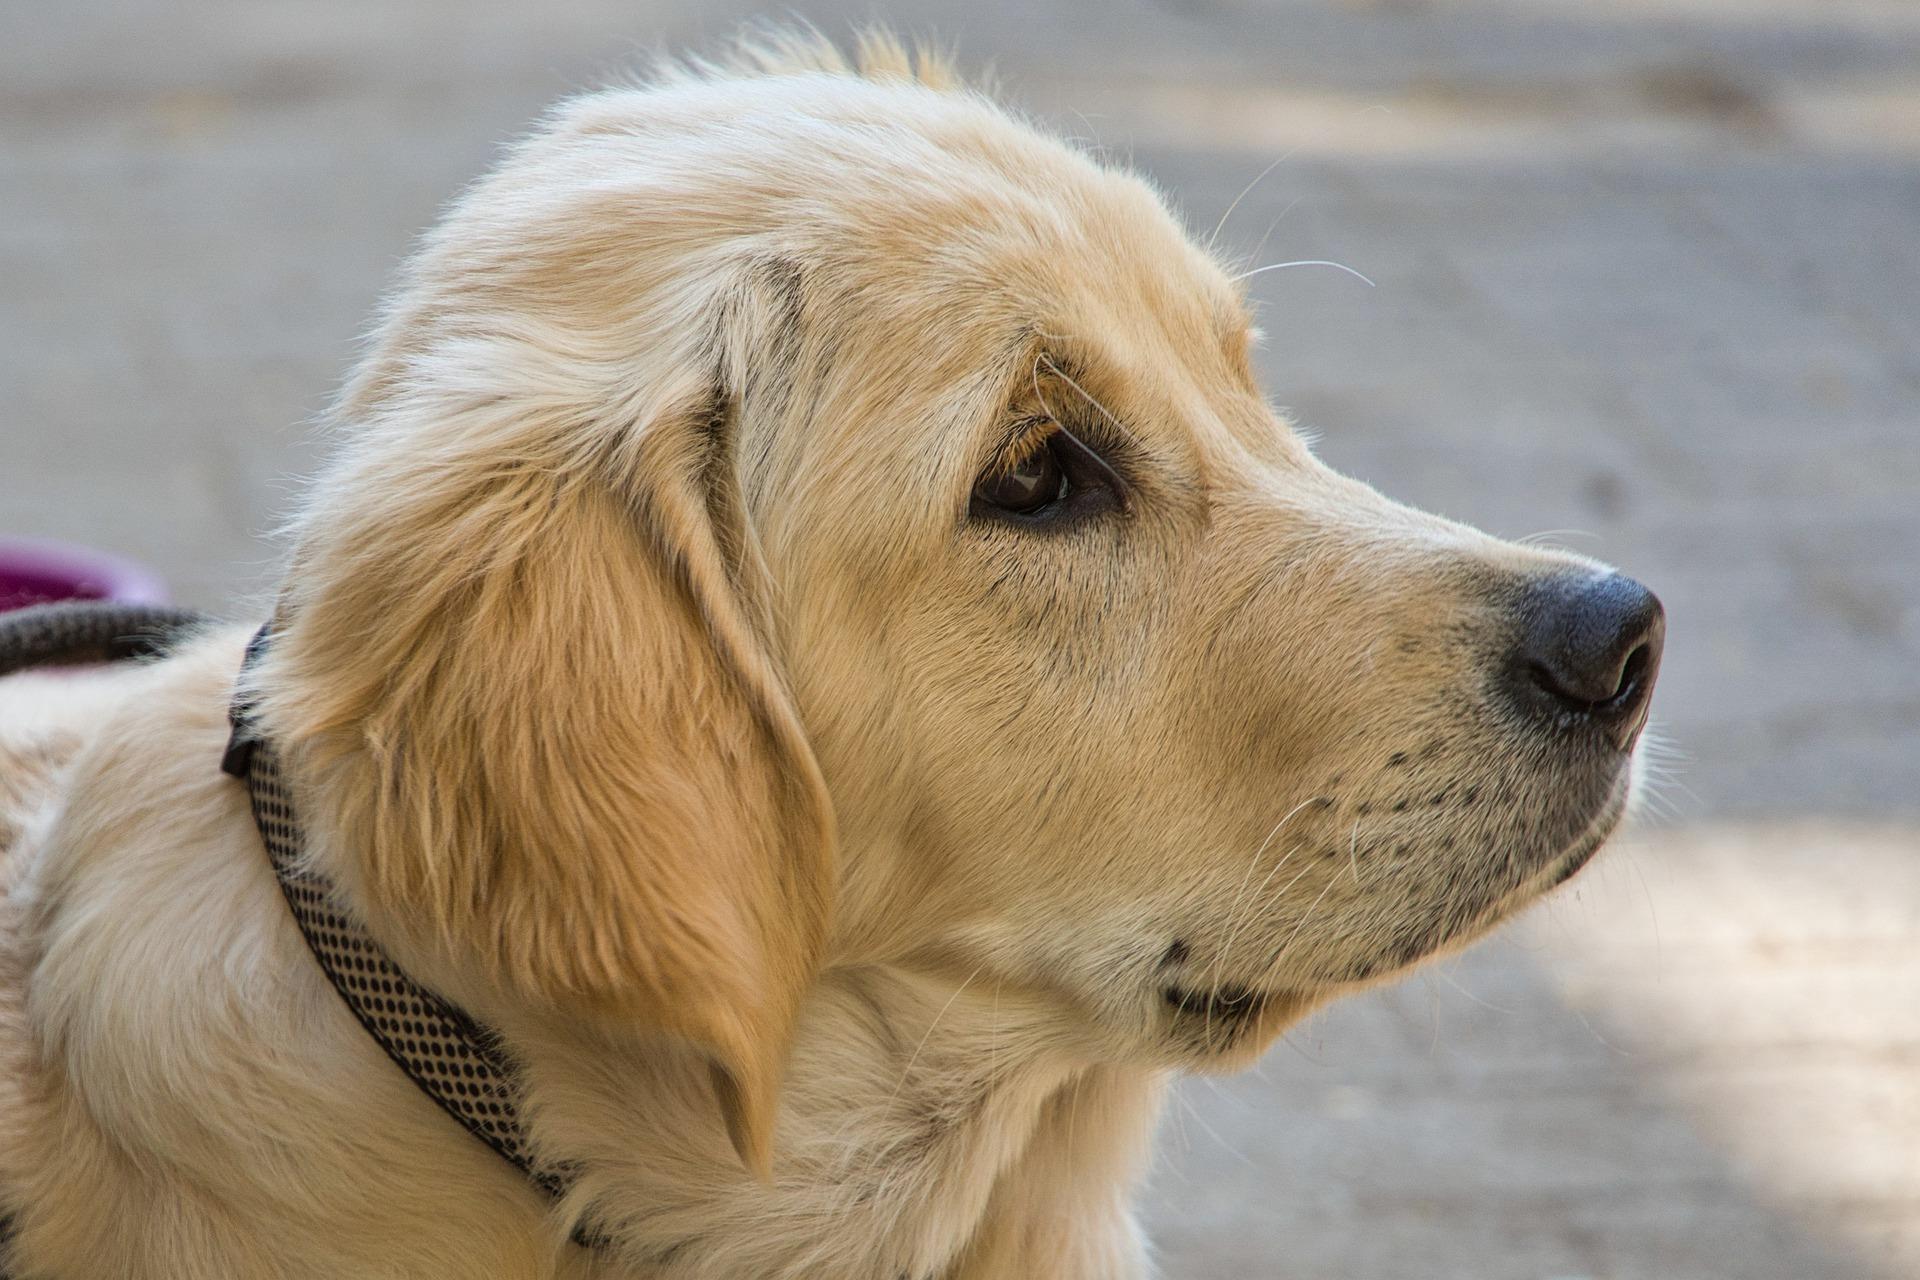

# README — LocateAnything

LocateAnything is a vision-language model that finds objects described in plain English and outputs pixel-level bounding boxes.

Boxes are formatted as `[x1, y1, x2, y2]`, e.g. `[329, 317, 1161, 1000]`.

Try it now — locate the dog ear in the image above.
[262, 370, 833, 1178]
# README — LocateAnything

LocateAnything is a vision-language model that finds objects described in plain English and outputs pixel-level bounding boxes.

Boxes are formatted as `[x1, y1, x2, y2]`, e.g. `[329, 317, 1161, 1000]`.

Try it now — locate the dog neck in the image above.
[263, 777, 1166, 1272]
[483, 964, 1167, 1276]
[236, 638, 1168, 1273]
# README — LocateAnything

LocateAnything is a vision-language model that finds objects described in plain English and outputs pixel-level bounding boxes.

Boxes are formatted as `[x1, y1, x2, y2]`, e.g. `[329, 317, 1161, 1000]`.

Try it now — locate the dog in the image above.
[0, 32, 1663, 1278]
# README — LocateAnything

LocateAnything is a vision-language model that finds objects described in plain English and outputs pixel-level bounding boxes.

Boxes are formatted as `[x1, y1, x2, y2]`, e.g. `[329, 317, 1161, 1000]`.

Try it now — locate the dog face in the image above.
[265, 36, 1661, 1164]
[752, 169, 1661, 1069]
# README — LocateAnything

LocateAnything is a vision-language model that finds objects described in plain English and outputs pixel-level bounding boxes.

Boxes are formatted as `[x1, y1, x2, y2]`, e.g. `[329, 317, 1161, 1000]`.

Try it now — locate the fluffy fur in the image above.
[0, 33, 1649, 1278]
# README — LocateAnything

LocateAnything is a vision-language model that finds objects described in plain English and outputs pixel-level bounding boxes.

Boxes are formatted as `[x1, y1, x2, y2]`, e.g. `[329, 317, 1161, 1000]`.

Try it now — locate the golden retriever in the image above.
[0, 32, 1663, 1279]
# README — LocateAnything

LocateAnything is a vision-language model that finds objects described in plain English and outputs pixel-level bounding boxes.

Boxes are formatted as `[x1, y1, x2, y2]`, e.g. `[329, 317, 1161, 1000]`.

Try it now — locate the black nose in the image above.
[1508, 571, 1664, 749]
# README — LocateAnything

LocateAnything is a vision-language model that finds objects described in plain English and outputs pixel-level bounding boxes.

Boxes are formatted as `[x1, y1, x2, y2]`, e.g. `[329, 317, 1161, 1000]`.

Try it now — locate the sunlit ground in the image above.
[1148, 823, 1920, 1279]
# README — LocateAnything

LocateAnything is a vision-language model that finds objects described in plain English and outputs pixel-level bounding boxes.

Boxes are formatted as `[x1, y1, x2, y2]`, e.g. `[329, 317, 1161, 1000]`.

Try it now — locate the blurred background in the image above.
[4, 1, 1917, 1275]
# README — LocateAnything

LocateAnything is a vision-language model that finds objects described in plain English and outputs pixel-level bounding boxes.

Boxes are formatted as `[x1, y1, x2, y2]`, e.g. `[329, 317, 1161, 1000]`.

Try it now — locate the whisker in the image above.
[1182, 1079, 1261, 1170]
[1030, 351, 1057, 424]
[1264, 875, 1338, 980]
[1568, 1001, 1635, 1058]
[1206, 797, 1321, 1001]
[1239, 196, 1304, 279]
[1230, 259, 1377, 288]
[1620, 842, 1663, 966]
[1039, 354, 1144, 447]
[1514, 528, 1598, 550]
[891, 968, 980, 1096]
[1208, 147, 1300, 252]
[1430, 962, 1515, 1015]
[846, 965, 985, 1192]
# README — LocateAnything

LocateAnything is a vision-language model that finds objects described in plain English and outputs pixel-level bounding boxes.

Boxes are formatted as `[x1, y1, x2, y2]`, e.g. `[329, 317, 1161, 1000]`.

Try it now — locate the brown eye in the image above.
[974, 440, 1067, 515]
[970, 425, 1130, 528]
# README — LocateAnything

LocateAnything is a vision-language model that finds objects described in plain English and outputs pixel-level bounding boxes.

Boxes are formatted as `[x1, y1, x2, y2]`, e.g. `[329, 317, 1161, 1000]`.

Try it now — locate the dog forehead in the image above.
[541, 72, 1250, 352]
[542, 74, 1275, 475]
[589, 76, 1231, 292]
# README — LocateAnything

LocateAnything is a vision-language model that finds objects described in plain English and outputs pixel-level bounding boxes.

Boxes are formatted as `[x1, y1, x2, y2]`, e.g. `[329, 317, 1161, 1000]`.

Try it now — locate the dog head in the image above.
[263, 33, 1662, 1167]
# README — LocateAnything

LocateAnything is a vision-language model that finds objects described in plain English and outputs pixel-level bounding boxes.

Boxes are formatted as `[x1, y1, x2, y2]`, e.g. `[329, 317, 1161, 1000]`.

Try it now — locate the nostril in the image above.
[1533, 636, 1651, 712]
[1508, 571, 1665, 744]
[1606, 641, 1653, 708]
[1528, 660, 1588, 709]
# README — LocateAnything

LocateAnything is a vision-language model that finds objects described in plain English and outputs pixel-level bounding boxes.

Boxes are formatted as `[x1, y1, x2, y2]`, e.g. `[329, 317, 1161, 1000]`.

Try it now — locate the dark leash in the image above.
[0, 600, 206, 676]
[0, 602, 596, 1268]
[0, 601, 206, 1276]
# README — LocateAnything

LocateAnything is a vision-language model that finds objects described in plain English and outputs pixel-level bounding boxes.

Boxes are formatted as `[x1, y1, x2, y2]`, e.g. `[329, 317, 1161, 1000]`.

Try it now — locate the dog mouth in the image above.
[1154, 765, 1636, 1055]
[1541, 779, 1630, 888]
[1161, 982, 1269, 1025]
[1159, 982, 1281, 1059]
[1158, 982, 1322, 1059]
[1207, 774, 1632, 1003]
[1366, 771, 1635, 977]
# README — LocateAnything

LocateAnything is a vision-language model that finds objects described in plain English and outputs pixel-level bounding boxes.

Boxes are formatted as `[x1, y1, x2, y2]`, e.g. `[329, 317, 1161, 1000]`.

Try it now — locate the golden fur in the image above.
[0, 33, 1648, 1277]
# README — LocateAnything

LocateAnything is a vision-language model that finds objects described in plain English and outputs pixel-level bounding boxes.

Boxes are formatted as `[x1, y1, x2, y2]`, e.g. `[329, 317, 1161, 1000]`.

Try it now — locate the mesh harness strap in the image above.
[220, 626, 592, 1224]
[0, 605, 595, 1262]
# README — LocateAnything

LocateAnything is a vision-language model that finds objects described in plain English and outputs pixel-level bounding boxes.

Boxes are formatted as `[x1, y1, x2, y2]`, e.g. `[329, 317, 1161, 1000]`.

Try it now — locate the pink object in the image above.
[0, 538, 170, 612]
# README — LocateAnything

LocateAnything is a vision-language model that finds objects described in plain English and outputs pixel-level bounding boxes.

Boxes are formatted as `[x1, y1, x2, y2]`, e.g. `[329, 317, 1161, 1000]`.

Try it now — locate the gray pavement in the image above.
[4, 2, 1917, 1276]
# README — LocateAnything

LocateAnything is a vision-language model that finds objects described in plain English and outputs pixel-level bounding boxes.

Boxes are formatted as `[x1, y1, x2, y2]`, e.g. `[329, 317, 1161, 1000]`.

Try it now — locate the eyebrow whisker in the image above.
[1038, 353, 1144, 449]
[1241, 196, 1304, 276]
[1030, 351, 1060, 426]
[1208, 147, 1300, 253]
[1229, 259, 1377, 288]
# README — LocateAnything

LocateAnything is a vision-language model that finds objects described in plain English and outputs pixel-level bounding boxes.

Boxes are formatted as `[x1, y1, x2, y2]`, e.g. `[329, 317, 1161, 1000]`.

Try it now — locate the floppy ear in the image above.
[261, 366, 833, 1177]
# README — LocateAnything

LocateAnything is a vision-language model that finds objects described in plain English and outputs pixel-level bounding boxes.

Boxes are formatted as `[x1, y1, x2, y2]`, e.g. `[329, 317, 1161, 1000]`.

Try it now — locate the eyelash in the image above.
[996, 416, 1061, 469]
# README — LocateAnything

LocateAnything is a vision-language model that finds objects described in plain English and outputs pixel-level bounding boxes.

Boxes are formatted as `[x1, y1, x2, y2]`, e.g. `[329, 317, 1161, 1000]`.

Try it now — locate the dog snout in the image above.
[1506, 571, 1665, 750]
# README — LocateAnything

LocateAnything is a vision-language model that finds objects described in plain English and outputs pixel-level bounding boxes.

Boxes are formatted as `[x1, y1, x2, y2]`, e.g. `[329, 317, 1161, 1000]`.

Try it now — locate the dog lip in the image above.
[1161, 983, 1269, 1022]
[1300, 773, 1636, 989]
[1545, 780, 1630, 887]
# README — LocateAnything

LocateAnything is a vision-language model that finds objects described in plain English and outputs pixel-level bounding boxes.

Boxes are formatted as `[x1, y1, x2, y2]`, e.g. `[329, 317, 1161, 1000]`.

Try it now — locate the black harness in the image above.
[0, 603, 594, 1267]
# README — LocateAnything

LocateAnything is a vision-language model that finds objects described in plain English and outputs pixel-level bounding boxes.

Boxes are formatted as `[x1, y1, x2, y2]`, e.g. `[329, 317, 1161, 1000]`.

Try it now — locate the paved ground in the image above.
[3, 2, 1917, 1276]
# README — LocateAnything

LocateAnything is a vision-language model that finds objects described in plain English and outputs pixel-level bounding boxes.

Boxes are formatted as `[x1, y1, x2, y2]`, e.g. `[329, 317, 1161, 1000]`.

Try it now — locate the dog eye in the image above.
[971, 427, 1127, 526]
[976, 441, 1066, 515]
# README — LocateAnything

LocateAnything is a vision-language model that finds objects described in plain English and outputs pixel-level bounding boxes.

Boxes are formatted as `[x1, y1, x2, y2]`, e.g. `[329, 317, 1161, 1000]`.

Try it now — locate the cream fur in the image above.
[0, 32, 1649, 1278]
